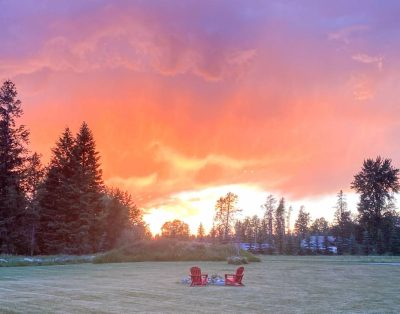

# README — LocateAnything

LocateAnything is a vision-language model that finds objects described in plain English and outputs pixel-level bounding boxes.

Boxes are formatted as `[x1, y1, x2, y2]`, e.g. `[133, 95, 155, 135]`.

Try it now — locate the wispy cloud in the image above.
[352, 53, 383, 70]
[328, 25, 369, 44]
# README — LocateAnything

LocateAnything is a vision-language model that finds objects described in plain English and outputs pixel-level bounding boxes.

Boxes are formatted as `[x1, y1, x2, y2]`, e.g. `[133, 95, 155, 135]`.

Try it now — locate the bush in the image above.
[227, 256, 248, 265]
[240, 249, 261, 262]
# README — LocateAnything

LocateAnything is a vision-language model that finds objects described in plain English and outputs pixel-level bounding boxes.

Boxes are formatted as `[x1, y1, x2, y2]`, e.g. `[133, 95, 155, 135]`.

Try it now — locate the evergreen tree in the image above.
[294, 206, 310, 239]
[197, 222, 205, 241]
[234, 220, 244, 242]
[251, 215, 261, 246]
[285, 233, 294, 255]
[0, 80, 30, 254]
[332, 190, 354, 252]
[37, 128, 75, 254]
[286, 206, 293, 235]
[70, 122, 104, 253]
[274, 198, 286, 254]
[100, 188, 132, 250]
[209, 223, 217, 243]
[297, 234, 305, 255]
[22, 153, 44, 255]
[262, 194, 276, 247]
[241, 217, 252, 243]
[336, 236, 345, 255]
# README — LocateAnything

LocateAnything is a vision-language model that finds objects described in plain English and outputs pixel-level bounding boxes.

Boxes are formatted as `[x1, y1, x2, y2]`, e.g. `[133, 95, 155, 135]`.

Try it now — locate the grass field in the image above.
[1, 256, 399, 313]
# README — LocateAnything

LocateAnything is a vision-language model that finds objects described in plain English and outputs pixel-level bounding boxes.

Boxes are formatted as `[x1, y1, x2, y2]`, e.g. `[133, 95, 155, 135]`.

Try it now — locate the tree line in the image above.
[0, 80, 149, 255]
[161, 158, 400, 255]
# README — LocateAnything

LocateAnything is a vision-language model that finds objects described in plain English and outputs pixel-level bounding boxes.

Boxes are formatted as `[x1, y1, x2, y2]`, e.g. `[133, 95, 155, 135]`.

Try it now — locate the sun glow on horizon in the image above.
[143, 184, 360, 235]
[143, 184, 265, 235]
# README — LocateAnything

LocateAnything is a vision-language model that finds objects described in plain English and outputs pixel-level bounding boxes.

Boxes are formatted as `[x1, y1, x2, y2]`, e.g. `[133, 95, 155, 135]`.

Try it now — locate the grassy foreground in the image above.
[1, 256, 399, 313]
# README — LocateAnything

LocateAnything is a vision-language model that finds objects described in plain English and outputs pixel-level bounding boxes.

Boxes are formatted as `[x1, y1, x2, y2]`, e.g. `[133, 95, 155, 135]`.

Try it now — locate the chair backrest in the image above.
[235, 267, 244, 283]
[190, 267, 202, 284]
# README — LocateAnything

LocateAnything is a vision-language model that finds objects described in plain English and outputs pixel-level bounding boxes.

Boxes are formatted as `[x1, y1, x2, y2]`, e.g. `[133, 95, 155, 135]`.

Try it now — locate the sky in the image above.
[1, 0, 400, 234]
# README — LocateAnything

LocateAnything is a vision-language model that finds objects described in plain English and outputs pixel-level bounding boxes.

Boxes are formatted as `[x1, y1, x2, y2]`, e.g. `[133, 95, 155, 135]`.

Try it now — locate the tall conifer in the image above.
[0, 80, 30, 253]
[37, 128, 75, 254]
[70, 122, 104, 253]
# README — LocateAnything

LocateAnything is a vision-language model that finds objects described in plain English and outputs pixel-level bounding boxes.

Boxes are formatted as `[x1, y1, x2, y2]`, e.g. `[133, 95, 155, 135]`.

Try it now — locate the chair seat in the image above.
[224, 267, 244, 286]
[190, 267, 208, 286]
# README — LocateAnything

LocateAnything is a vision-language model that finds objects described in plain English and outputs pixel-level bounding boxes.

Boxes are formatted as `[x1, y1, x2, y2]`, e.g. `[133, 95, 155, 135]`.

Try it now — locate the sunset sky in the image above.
[2, 1, 400, 234]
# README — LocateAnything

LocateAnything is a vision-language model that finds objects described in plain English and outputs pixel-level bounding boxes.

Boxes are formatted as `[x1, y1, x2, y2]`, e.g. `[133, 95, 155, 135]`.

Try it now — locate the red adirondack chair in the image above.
[225, 266, 244, 286]
[190, 266, 208, 286]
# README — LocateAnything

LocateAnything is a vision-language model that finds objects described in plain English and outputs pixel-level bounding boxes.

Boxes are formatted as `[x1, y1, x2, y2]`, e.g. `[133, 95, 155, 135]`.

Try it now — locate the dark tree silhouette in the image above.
[161, 219, 190, 239]
[294, 206, 310, 239]
[38, 128, 76, 254]
[70, 122, 104, 253]
[197, 222, 205, 241]
[0, 80, 30, 254]
[214, 192, 241, 241]
[23, 153, 45, 255]
[261, 194, 276, 247]
[310, 217, 329, 235]
[274, 198, 286, 253]
[351, 157, 399, 247]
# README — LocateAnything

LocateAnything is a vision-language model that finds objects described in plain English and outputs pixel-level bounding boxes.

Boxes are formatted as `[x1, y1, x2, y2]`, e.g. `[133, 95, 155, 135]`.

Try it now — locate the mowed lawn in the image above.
[1, 256, 400, 313]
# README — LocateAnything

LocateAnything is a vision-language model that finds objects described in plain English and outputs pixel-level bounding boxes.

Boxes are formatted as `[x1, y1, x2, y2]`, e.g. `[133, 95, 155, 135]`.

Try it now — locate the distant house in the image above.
[239, 242, 272, 252]
[301, 235, 337, 254]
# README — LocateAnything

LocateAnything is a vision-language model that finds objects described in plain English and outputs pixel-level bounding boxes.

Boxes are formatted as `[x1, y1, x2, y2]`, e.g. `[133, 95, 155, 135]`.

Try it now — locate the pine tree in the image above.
[274, 198, 286, 254]
[294, 206, 310, 239]
[285, 233, 294, 255]
[286, 206, 293, 235]
[69, 122, 104, 253]
[333, 190, 353, 248]
[22, 153, 44, 255]
[0, 80, 30, 254]
[37, 128, 75, 254]
[262, 194, 276, 248]
[209, 223, 217, 243]
[197, 222, 205, 241]
[251, 215, 261, 246]
[101, 188, 132, 250]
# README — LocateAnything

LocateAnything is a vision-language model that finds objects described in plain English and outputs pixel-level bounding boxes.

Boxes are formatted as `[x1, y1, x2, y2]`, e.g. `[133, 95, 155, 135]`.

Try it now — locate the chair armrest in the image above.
[225, 274, 235, 279]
